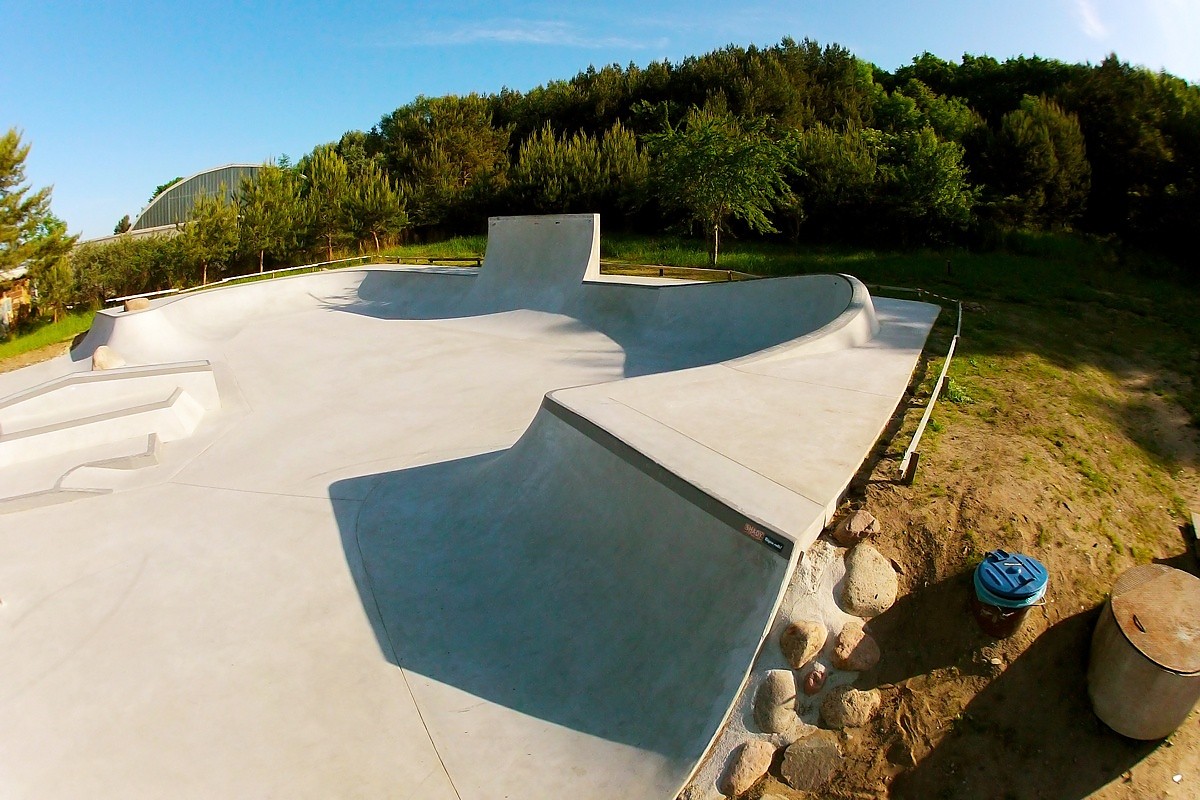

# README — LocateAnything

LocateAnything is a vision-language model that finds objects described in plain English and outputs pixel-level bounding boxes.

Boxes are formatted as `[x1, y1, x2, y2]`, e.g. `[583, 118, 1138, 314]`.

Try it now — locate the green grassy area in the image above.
[0, 310, 95, 362]
[604, 232, 1199, 425]
[379, 236, 488, 262]
[366, 229, 1199, 428]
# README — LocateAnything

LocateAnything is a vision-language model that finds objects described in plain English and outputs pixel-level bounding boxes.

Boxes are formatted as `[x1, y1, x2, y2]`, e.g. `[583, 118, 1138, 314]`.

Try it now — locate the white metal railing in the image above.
[105, 256, 378, 307]
[106, 287, 181, 306]
[180, 255, 374, 293]
[867, 285, 963, 484]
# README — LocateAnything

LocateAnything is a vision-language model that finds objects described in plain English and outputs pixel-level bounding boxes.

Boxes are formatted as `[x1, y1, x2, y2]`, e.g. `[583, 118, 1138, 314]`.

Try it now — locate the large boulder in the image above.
[840, 543, 898, 618]
[779, 620, 826, 670]
[753, 669, 801, 735]
[780, 731, 841, 791]
[123, 297, 151, 312]
[720, 739, 775, 797]
[832, 619, 881, 672]
[91, 345, 126, 371]
[820, 686, 882, 729]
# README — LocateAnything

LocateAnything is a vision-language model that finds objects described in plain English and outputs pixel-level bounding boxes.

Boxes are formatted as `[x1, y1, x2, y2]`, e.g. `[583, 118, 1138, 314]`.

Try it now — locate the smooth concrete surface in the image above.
[0, 214, 937, 799]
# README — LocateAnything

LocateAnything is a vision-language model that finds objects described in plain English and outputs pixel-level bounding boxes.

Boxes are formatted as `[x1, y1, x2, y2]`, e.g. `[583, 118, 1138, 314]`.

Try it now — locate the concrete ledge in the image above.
[0, 487, 111, 515]
[0, 388, 205, 468]
[0, 360, 218, 436]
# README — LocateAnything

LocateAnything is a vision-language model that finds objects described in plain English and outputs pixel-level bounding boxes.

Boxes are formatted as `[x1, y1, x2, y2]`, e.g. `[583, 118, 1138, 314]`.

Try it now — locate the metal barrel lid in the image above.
[975, 549, 1048, 601]
[1110, 564, 1200, 675]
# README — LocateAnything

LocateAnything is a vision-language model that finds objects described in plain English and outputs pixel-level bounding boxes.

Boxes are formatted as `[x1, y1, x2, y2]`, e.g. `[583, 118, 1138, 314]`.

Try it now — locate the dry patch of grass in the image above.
[809, 294, 1200, 799]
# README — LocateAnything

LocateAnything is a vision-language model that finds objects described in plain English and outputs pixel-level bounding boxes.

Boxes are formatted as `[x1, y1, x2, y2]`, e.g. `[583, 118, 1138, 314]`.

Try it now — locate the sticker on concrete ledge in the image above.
[742, 522, 789, 556]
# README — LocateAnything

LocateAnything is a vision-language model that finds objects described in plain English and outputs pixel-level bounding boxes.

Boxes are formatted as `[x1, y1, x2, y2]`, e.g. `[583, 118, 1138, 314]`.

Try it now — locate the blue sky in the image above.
[3, 0, 1198, 240]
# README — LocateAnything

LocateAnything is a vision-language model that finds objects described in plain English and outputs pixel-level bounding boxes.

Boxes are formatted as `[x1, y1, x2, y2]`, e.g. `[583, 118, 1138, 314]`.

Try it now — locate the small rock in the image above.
[123, 297, 151, 312]
[780, 620, 826, 669]
[802, 663, 827, 695]
[820, 686, 882, 729]
[840, 543, 898, 618]
[780, 731, 841, 791]
[91, 345, 126, 370]
[832, 510, 880, 546]
[720, 739, 775, 797]
[832, 619, 881, 671]
[753, 669, 801, 734]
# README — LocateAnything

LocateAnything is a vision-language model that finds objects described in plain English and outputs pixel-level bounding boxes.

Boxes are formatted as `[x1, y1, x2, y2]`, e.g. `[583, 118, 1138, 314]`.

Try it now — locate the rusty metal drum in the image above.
[1087, 564, 1200, 740]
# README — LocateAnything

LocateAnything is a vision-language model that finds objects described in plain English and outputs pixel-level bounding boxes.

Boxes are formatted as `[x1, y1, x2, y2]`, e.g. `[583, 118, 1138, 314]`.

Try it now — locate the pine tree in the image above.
[347, 162, 406, 252]
[27, 214, 77, 321]
[1, 129, 78, 316]
[993, 95, 1090, 228]
[239, 165, 301, 272]
[303, 146, 352, 262]
[179, 188, 238, 285]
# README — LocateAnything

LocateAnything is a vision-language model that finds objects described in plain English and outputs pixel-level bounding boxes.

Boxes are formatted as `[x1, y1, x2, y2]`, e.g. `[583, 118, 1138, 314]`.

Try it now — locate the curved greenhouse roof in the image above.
[131, 164, 261, 231]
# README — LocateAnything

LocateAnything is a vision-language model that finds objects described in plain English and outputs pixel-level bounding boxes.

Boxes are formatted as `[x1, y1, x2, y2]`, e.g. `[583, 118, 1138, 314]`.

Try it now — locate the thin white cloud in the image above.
[1075, 0, 1110, 39]
[385, 19, 665, 50]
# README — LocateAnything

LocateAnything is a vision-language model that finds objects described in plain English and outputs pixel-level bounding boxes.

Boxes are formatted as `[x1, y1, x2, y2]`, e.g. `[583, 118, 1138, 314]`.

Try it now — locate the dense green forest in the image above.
[6, 38, 1200, 318]
[345, 39, 1198, 259]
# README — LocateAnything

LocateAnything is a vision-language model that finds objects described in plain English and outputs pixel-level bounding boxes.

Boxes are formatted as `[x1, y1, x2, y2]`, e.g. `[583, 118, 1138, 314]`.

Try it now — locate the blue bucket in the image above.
[972, 550, 1048, 637]
[975, 549, 1049, 608]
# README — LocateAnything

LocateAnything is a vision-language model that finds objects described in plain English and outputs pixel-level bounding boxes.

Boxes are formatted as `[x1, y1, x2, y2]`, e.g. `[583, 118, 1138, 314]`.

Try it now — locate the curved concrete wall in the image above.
[73, 263, 874, 374]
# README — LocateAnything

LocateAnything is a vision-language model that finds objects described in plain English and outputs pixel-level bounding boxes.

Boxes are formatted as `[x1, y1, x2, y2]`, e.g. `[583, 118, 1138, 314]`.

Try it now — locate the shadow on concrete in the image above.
[327, 410, 787, 762]
[321, 269, 863, 379]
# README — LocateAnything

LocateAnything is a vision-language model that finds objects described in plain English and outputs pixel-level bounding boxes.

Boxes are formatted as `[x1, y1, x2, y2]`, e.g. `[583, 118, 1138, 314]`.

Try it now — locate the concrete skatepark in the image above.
[0, 214, 938, 799]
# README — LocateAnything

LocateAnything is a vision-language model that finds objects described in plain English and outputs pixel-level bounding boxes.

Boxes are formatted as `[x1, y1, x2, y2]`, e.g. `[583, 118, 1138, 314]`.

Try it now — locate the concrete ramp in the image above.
[339, 398, 789, 797]
[467, 214, 600, 312]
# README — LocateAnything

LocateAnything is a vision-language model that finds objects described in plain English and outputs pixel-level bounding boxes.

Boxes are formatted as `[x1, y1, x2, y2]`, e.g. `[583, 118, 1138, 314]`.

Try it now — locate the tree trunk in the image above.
[202, 262, 208, 286]
[326, 235, 333, 263]
[373, 230, 380, 252]
[709, 222, 720, 266]
[259, 249, 265, 273]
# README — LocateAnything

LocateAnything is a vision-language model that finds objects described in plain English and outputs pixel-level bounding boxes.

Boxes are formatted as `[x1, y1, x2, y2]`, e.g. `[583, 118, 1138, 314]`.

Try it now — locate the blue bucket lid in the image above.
[975, 549, 1048, 602]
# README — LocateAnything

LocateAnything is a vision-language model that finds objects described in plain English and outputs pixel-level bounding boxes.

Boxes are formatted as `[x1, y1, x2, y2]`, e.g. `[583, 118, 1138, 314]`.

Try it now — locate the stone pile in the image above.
[721, 508, 899, 797]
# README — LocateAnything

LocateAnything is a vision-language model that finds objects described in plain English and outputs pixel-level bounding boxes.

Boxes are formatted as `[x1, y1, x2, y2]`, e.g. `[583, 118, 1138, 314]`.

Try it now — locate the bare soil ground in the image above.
[745, 295, 1200, 799]
[0, 341, 69, 373]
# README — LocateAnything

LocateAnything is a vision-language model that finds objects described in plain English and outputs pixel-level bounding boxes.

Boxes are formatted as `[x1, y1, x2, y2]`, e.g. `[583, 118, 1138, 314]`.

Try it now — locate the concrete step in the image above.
[0, 388, 205, 468]
[0, 360, 218, 436]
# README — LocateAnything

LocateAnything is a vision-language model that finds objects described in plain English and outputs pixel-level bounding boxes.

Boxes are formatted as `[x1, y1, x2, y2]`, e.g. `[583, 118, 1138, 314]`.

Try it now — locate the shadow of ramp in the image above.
[890, 609, 1157, 800]
[330, 403, 792, 797]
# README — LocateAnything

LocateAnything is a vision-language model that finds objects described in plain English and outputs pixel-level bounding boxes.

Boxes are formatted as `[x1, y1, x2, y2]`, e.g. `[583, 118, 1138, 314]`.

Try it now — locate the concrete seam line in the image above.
[164, 480, 331, 501]
[352, 478, 465, 800]
[726, 365, 898, 398]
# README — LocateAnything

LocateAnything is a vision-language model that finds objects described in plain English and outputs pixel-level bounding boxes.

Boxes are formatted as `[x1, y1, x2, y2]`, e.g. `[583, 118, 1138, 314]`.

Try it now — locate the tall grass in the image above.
[0, 310, 94, 362]
[379, 236, 488, 261]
